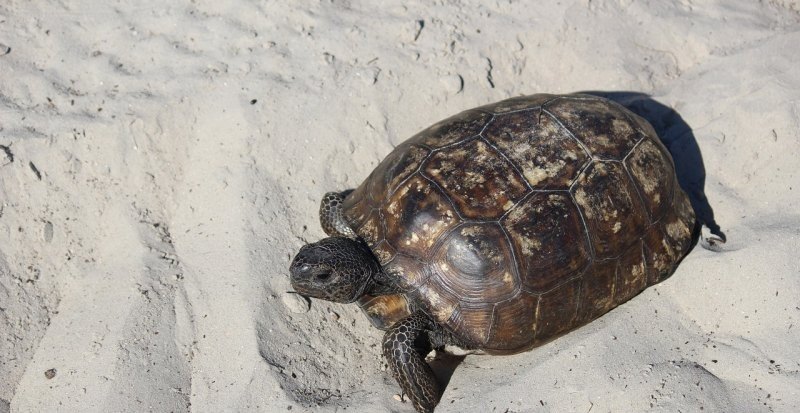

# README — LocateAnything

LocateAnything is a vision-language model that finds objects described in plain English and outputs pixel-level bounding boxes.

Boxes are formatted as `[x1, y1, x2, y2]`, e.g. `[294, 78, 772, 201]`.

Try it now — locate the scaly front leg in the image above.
[319, 191, 358, 239]
[383, 312, 440, 413]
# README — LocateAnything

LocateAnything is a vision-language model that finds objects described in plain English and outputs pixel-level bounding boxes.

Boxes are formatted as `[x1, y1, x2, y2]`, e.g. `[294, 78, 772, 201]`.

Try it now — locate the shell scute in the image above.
[478, 93, 555, 114]
[625, 138, 675, 222]
[534, 276, 580, 343]
[429, 223, 519, 305]
[423, 138, 528, 219]
[571, 161, 648, 259]
[644, 187, 695, 285]
[384, 175, 459, 259]
[446, 303, 494, 347]
[487, 292, 538, 352]
[576, 259, 617, 323]
[545, 97, 640, 160]
[501, 192, 591, 293]
[614, 241, 648, 304]
[409, 109, 492, 149]
[482, 109, 590, 189]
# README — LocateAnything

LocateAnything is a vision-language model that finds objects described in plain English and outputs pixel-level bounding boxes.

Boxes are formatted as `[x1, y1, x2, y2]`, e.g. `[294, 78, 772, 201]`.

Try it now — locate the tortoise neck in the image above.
[367, 268, 403, 296]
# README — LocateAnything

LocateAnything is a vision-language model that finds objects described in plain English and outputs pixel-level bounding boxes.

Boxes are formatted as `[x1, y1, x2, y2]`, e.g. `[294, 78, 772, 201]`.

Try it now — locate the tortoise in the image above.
[289, 93, 697, 412]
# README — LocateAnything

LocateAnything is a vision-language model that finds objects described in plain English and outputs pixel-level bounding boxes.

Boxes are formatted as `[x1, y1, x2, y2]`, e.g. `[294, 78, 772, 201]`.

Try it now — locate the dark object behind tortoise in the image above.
[290, 93, 697, 413]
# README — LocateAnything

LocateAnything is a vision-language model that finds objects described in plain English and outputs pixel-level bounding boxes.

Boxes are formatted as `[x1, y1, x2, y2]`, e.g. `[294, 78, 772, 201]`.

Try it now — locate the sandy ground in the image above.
[1, 1, 799, 412]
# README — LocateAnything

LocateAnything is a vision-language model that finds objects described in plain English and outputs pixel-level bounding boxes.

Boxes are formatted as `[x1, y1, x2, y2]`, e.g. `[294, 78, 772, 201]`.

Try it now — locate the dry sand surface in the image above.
[1, 1, 799, 412]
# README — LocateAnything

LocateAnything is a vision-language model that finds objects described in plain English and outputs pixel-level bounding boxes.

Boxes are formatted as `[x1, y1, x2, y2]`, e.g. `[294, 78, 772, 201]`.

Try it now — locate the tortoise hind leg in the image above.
[383, 312, 441, 413]
[319, 191, 357, 239]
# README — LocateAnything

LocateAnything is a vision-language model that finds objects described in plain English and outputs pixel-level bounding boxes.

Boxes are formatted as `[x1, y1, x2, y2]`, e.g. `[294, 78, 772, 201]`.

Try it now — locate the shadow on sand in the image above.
[428, 352, 466, 392]
[582, 91, 725, 243]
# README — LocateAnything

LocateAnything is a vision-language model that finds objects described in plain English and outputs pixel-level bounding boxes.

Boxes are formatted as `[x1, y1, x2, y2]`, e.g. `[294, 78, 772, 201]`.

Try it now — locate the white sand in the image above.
[1, 1, 799, 412]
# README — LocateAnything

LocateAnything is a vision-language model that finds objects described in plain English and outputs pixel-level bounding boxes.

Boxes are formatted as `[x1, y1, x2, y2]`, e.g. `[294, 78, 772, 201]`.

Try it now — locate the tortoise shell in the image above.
[342, 94, 695, 354]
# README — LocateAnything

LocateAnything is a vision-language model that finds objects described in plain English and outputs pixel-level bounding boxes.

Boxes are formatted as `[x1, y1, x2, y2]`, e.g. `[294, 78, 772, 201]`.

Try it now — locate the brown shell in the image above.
[342, 94, 695, 354]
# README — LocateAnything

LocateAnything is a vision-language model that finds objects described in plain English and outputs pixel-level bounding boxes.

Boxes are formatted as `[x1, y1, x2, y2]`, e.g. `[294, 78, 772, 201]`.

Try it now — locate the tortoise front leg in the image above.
[319, 191, 357, 239]
[383, 312, 440, 413]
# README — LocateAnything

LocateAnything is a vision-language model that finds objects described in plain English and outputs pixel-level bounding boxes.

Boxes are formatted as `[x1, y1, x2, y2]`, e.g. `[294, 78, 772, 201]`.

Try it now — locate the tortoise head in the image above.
[289, 237, 380, 303]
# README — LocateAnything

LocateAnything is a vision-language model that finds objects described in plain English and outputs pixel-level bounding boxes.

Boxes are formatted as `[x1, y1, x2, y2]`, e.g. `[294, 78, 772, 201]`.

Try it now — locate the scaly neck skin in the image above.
[367, 268, 404, 296]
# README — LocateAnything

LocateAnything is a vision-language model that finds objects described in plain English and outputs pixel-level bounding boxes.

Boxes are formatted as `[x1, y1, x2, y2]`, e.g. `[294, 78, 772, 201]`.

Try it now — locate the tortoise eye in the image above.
[315, 272, 332, 281]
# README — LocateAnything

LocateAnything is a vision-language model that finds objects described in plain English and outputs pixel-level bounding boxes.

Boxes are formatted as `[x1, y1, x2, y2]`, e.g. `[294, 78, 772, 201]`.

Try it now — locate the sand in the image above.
[1, 0, 799, 412]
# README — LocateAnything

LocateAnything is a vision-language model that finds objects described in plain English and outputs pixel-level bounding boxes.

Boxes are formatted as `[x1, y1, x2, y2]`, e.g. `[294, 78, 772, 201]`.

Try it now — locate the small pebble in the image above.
[393, 394, 404, 402]
[327, 310, 340, 321]
[281, 292, 310, 314]
[358, 67, 381, 85]
[43, 221, 54, 243]
[440, 74, 464, 94]
[0, 150, 11, 167]
[45, 368, 56, 379]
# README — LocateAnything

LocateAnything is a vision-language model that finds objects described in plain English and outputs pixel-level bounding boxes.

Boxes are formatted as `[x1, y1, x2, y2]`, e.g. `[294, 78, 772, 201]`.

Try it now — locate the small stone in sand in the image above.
[281, 292, 310, 313]
[393, 394, 403, 402]
[44, 368, 56, 379]
[440, 74, 464, 94]
[0, 145, 12, 166]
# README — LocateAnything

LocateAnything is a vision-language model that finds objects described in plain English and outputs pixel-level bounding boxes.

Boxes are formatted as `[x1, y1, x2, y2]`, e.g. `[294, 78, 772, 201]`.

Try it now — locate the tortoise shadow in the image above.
[580, 91, 725, 242]
[428, 352, 466, 392]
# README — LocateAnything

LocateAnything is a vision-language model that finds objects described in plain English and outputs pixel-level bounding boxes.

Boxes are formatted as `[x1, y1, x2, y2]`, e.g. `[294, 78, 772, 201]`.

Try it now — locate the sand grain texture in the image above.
[0, 0, 798, 412]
